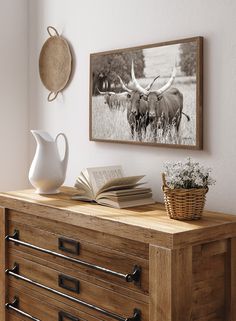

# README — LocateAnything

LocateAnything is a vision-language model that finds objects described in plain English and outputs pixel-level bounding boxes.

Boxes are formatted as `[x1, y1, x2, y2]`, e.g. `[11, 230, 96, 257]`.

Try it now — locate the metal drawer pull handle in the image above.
[59, 311, 80, 321]
[6, 230, 141, 283]
[6, 296, 41, 321]
[59, 274, 80, 293]
[6, 265, 141, 321]
[58, 237, 80, 255]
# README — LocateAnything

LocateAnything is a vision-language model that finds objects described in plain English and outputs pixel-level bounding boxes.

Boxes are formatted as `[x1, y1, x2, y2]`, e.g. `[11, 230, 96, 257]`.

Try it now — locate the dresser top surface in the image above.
[0, 187, 235, 248]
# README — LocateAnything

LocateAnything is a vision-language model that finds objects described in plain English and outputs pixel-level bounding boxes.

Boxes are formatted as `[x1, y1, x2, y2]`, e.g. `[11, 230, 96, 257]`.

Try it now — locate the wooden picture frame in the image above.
[89, 36, 203, 149]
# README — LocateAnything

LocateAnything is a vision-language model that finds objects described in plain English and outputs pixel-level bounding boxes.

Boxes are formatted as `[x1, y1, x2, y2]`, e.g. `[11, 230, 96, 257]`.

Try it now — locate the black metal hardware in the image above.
[58, 237, 80, 255]
[125, 265, 141, 284]
[9, 230, 20, 245]
[6, 265, 141, 321]
[6, 296, 41, 321]
[59, 311, 80, 321]
[58, 274, 80, 293]
[8, 263, 19, 275]
[6, 230, 141, 284]
[126, 308, 141, 321]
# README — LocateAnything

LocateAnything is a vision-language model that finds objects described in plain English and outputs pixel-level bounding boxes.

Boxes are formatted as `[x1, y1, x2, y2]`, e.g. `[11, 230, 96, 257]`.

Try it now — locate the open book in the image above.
[72, 165, 154, 208]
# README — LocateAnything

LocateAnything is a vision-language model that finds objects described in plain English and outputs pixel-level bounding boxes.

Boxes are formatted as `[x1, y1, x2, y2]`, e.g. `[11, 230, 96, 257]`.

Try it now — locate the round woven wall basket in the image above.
[162, 173, 208, 220]
[39, 26, 72, 102]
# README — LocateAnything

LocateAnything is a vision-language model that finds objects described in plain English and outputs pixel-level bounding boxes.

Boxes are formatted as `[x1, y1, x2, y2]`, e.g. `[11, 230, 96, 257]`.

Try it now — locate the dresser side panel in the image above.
[149, 245, 192, 321]
[192, 240, 228, 321]
[0, 207, 6, 321]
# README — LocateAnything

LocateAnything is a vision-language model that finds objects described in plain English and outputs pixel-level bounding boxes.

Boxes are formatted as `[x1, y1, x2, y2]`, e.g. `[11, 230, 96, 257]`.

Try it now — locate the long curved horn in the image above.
[97, 88, 115, 95]
[155, 66, 176, 96]
[130, 60, 149, 95]
[117, 76, 132, 93]
[145, 75, 160, 91]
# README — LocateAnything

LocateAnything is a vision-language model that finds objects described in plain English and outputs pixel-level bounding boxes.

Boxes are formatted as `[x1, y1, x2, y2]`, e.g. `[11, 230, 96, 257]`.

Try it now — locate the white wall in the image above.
[28, 0, 236, 214]
[0, 0, 29, 190]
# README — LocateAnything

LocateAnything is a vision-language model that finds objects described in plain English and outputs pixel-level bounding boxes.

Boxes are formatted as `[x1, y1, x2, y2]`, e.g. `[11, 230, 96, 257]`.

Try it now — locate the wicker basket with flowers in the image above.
[162, 158, 215, 220]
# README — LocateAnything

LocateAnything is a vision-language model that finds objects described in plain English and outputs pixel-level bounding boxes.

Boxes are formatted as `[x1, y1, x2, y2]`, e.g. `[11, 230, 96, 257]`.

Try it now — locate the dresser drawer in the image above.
[7, 286, 105, 321]
[7, 215, 149, 295]
[7, 250, 148, 321]
[6, 314, 23, 321]
[8, 210, 149, 259]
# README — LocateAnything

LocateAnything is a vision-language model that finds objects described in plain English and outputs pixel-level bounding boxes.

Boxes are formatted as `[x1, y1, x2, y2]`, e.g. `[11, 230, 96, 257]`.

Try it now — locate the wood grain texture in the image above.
[8, 252, 149, 321]
[2, 188, 236, 321]
[1, 187, 236, 249]
[9, 276, 141, 321]
[6, 313, 25, 321]
[0, 207, 6, 321]
[7, 286, 104, 321]
[225, 237, 236, 321]
[9, 246, 148, 303]
[149, 245, 192, 321]
[192, 243, 227, 321]
[8, 209, 149, 259]
[231, 238, 236, 321]
[193, 239, 227, 257]
[7, 220, 149, 295]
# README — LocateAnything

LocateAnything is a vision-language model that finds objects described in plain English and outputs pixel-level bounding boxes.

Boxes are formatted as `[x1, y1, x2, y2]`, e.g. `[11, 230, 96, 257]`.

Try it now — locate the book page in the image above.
[74, 168, 94, 199]
[97, 197, 155, 208]
[97, 175, 145, 195]
[71, 194, 95, 202]
[74, 180, 94, 199]
[87, 165, 124, 195]
[80, 170, 92, 189]
[96, 187, 152, 199]
[97, 192, 152, 202]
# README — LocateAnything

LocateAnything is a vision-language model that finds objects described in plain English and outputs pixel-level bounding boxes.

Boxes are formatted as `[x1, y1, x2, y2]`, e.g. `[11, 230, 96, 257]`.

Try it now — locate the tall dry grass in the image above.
[91, 78, 196, 146]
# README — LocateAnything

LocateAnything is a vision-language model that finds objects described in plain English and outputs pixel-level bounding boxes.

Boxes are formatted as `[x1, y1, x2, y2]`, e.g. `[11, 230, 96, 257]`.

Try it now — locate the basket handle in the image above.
[48, 91, 59, 102]
[162, 173, 168, 189]
[47, 26, 59, 37]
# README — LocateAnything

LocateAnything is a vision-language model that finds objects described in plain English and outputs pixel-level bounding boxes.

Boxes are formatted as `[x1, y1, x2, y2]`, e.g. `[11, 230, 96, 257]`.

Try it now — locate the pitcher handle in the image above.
[56, 133, 69, 173]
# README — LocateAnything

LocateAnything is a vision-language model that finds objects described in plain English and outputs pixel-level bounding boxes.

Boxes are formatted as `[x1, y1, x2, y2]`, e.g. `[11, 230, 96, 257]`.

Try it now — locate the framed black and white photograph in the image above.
[89, 37, 203, 149]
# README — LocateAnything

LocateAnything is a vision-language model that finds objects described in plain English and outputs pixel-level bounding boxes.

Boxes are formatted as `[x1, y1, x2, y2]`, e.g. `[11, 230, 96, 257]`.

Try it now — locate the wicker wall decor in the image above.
[39, 26, 72, 102]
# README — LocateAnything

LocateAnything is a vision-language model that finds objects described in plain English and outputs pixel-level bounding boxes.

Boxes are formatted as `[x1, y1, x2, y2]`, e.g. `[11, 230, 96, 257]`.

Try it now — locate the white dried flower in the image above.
[163, 158, 216, 189]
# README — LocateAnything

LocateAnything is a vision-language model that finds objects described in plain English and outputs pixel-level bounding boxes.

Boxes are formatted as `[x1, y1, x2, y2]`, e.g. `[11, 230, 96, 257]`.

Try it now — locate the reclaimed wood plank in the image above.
[149, 245, 192, 321]
[0, 188, 236, 248]
[225, 237, 236, 321]
[8, 252, 149, 321]
[0, 207, 6, 321]
[8, 210, 149, 259]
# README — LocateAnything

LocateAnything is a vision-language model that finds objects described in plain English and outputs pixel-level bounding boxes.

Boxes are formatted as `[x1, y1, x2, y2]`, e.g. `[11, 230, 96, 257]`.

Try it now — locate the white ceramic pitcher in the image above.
[29, 130, 69, 194]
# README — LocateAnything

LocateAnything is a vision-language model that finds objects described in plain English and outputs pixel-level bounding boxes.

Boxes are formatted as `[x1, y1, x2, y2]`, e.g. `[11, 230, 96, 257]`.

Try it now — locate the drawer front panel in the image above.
[7, 286, 105, 321]
[7, 251, 148, 321]
[8, 248, 147, 303]
[8, 210, 149, 259]
[7, 313, 25, 321]
[7, 220, 149, 295]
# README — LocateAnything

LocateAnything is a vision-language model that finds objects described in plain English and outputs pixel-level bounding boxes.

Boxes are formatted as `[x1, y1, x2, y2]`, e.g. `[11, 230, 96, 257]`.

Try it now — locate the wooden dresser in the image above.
[0, 187, 235, 321]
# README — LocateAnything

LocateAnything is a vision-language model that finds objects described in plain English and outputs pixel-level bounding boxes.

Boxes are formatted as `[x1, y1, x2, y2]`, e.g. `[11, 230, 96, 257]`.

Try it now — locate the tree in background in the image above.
[179, 42, 197, 76]
[91, 51, 144, 95]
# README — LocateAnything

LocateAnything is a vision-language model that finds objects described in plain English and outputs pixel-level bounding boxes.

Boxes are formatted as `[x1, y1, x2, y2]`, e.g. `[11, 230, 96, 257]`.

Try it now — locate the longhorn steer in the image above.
[118, 61, 159, 140]
[126, 91, 149, 139]
[146, 67, 190, 141]
[147, 88, 184, 139]
[97, 70, 159, 112]
[97, 89, 130, 110]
